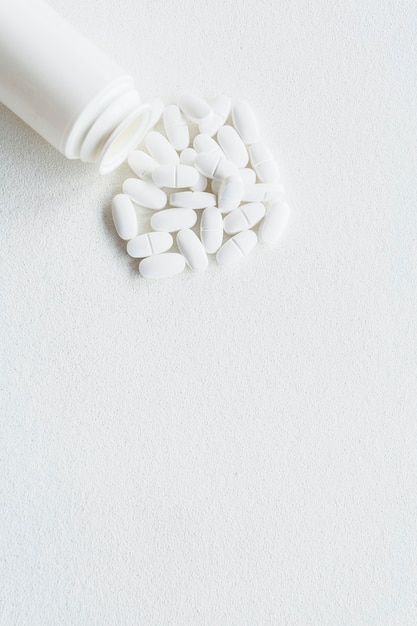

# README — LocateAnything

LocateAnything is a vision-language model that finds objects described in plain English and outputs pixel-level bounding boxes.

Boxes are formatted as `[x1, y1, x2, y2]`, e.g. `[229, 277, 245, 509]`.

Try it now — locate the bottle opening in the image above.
[98, 103, 152, 175]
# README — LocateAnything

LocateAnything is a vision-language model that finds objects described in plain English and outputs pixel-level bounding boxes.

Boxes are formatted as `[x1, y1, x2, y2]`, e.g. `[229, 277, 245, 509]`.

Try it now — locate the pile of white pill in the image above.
[111, 94, 290, 279]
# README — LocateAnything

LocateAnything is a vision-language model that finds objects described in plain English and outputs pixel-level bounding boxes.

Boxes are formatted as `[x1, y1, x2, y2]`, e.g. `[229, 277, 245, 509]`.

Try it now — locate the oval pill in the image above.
[218, 175, 244, 213]
[127, 150, 157, 182]
[200, 206, 223, 253]
[145, 131, 179, 165]
[232, 101, 260, 145]
[176, 229, 208, 272]
[170, 191, 216, 209]
[249, 142, 280, 183]
[211, 178, 222, 194]
[179, 148, 208, 192]
[122, 178, 167, 210]
[241, 183, 283, 203]
[223, 202, 266, 235]
[216, 230, 258, 266]
[111, 194, 138, 240]
[199, 94, 232, 136]
[152, 164, 199, 188]
[195, 152, 237, 180]
[163, 104, 189, 151]
[193, 134, 224, 157]
[150, 208, 197, 232]
[178, 94, 213, 124]
[217, 125, 249, 168]
[126, 232, 173, 258]
[139, 253, 185, 279]
[238, 167, 257, 186]
[258, 200, 290, 245]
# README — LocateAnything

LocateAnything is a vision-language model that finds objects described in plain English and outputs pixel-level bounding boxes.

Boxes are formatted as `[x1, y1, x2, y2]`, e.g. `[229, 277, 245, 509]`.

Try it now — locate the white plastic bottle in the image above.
[0, 0, 152, 173]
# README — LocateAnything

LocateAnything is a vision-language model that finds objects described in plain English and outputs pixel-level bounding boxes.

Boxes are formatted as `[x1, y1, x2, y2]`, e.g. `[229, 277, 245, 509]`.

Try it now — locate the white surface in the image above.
[1, 1, 416, 624]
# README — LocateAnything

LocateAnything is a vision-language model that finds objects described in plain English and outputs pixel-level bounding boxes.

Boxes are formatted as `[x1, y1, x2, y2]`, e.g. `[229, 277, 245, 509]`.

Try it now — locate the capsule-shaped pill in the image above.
[176, 229, 208, 272]
[122, 178, 167, 210]
[139, 253, 185, 279]
[258, 200, 290, 245]
[152, 164, 199, 188]
[178, 93, 213, 124]
[232, 101, 260, 145]
[249, 142, 280, 183]
[127, 150, 157, 182]
[126, 232, 173, 258]
[200, 207, 223, 253]
[238, 167, 257, 186]
[145, 131, 179, 165]
[223, 202, 266, 235]
[199, 95, 232, 136]
[216, 230, 258, 266]
[241, 183, 283, 203]
[193, 134, 224, 157]
[195, 152, 237, 181]
[217, 175, 244, 213]
[179, 148, 208, 192]
[211, 178, 222, 195]
[163, 104, 189, 151]
[111, 194, 138, 240]
[217, 125, 249, 168]
[169, 191, 216, 209]
[150, 208, 197, 232]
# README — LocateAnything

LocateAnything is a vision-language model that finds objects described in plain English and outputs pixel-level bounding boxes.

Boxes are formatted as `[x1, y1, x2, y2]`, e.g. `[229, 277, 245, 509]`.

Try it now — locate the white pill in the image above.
[179, 148, 208, 192]
[217, 175, 244, 213]
[150, 208, 197, 232]
[232, 101, 260, 145]
[145, 131, 179, 165]
[217, 125, 249, 168]
[152, 164, 199, 188]
[163, 104, 189, 151]
[199, 95, 232, 136]
[216, 230, 258, 266]
[111, 194, 138, 240]
[193, 134, 225, 158]
[178, 93, 213, 124]
[211, 178, 222, 194]
[259, 200, 290, 245]
[223, 202, 266, 234]
[144, 97, 164, 130]
[238, 167, 257, 186]
[200, 207, 223, 253]
[122, 178, 167, 210]
[249, 142, 280, 183]
[139, 253, 185, 279]
[126, 232, 173, 258]
[127, 150, 157, 182]
[176, 229, 208, 272]
[194, 152, 237, 180]
[170, 191, 216, 209]
[241, 183, 283, 203]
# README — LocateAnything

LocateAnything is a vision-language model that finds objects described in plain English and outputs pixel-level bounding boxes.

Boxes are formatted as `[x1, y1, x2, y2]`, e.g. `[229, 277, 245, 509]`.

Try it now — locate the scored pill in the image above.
[194, 152, 237, 180]
[217, 125, 249, 168]
[199, 95, 232, 136]
[216, 230, 258, 266]
[127, 150, 157, 182]
[163, 104, 189, 151]
[176, 229, 208, 272]
[170, 191, 216, 209]
[249, 142, 280, 183]
[258, 200, 290, 245]
[139, 253, 186, 279]
[178, 93, 213, 124]
[126, 232, 173, 258]
[122, 178, 167, 210]
[241, 183, 283, 203]
[232, 101, 260, 145]
[150, 208, 197, 232]
[223, 202, 266, 235]
[200, 206, 223, 253]
[145, 131, 179, 165]
[217, 175, 244, 213]
[179, 148, 208, 192]
[111, 194, 138, 240]
[152, 164, 199, 188]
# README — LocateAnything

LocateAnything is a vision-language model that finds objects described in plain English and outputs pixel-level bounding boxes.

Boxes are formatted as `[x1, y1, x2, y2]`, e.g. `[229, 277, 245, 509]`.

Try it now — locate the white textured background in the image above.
[1, 0, 416, 624]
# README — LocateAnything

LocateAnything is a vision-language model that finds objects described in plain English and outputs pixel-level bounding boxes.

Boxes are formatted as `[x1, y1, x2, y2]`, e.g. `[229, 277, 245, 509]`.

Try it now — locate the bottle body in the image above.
[0, 0, 151, 173]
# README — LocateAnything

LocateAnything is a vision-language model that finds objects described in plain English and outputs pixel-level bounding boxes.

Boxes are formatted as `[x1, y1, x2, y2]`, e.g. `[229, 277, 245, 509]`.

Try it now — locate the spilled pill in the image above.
[111, 194, 138, 240]
[122, 178, 167, 210]
[170, 191, 216, 209]
[139, 253, 186, 279]
[241, 183, 283, 203]
[232, 101, 260, 145]
[200, 206, 223, 253]
[152, 164, 199, 188]
[150, 208, 197, 232]
[193, 133, 224, 157]
[258, 200, 290, 244]
[126, 232, 173, 258]
[145, 131, 179, 165]
[217, 125, 249, 168]
[128, 150, 157, 182]
[238, 167, 257, 186]
[223, 202, 266, 234]
[249, 142, 280, 183]
[163, 104, 189, 151]
[176, 229, 208, 272]
[195, 152, 237, 180]
[179, 148, 208, 192]
[199, 94, 231, 136]
[178, 93, 213, 124]
[217, 175, 244, 213]
[216, 230, 258, 266]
